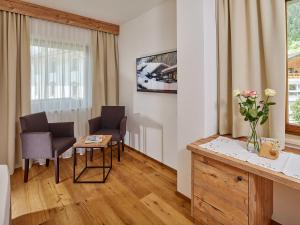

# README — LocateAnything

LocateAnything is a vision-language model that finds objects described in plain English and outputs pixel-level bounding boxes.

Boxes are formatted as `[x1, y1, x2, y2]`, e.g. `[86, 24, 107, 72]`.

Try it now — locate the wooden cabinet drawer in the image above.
[192, 154, 249, 225]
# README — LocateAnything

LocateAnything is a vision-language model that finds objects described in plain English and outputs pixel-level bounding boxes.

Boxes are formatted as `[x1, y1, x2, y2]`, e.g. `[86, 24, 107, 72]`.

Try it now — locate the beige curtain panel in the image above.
[91, 31, 119, 117]
[0, 11, 31, 174]
[217, 0, 286, 146]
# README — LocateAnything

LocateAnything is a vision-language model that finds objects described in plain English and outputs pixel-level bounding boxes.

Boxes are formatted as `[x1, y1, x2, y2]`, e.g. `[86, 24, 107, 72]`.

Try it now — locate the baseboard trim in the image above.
[175, 191, 191, 202]
[271, 220, 281, 225]
[124, 144, 177, 174]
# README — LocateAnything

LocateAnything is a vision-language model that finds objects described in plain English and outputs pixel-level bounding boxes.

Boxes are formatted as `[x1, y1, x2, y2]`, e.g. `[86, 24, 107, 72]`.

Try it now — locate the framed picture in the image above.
[136, 50, 177, 94]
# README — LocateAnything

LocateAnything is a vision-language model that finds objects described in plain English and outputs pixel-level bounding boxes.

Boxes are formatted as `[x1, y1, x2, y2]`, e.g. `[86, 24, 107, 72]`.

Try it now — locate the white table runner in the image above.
[199, 136, 300, 180]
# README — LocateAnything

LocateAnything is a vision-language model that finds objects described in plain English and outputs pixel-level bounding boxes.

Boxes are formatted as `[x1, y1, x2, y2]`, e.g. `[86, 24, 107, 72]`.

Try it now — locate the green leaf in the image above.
[249, 109, 257, 118]
[257, 111, 263, 117]
[260, 116, 268, 125]
[263, 105, 269, 113]
[246, 99, 254, 107]
[240, 108, 246, 116]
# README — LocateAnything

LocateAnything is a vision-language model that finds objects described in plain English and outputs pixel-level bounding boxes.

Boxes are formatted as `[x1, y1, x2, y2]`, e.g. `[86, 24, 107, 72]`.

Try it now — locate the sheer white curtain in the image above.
[30, 18, 92, 159]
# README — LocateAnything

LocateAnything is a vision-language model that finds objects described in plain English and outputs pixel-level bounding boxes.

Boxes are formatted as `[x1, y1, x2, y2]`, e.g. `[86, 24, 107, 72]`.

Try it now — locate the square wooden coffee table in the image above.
[73, 135, 112, 183]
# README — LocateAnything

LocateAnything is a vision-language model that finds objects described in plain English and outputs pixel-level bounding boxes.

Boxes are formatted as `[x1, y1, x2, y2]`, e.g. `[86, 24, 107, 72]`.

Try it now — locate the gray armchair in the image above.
[89, 106, 127, 162]
[20, 112, 76, 183]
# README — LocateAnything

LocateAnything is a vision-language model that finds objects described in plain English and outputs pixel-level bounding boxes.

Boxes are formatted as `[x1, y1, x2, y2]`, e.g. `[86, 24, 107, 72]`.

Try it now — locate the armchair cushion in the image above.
[95, 129, 121, 141]
[49, 122, 74, 138]
[21, 132, 52, 159]
[20, 112, 49, 132]
[52, 137, 76, 156]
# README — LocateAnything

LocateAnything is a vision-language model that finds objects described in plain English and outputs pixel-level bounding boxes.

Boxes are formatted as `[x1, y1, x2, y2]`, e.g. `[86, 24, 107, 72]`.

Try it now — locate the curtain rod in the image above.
[0, 0, 120, 35]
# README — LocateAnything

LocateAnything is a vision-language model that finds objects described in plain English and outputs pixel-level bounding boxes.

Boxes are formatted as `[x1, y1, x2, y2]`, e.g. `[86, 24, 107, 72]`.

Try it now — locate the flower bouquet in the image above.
[233, 88, 276, 152]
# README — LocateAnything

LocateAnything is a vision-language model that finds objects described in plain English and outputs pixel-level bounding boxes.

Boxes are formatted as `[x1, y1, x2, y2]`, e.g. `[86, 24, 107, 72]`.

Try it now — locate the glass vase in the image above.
[247, 121, 260, 153]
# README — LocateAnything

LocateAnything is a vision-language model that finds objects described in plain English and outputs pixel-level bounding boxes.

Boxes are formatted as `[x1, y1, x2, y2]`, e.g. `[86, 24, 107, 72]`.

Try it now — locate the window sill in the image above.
[285, 134, 300, 150]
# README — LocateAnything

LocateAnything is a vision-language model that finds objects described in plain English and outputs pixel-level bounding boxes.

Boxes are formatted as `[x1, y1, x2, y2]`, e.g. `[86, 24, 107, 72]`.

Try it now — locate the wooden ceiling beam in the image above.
[0, 0, 120, 35]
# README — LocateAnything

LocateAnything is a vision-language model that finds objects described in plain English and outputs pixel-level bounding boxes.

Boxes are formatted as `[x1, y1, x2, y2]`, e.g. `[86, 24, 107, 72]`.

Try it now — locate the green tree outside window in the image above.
[291, 99, 300, 124]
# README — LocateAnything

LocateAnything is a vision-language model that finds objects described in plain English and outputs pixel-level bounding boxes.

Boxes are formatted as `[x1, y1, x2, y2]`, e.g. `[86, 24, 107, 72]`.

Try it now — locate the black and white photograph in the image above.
[136, 51, 177, 93]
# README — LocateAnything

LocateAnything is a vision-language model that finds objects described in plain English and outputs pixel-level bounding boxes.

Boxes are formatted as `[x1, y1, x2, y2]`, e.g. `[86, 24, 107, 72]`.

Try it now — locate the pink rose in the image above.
[241, 90, 257, 98]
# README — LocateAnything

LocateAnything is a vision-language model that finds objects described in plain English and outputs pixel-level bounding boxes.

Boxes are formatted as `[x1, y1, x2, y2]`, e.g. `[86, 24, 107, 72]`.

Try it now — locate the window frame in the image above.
[285, 0, 300, 136]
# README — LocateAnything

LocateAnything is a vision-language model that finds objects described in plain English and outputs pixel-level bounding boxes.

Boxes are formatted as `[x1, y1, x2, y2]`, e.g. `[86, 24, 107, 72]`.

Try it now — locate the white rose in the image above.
[233, 89, 241, 97]
[265, 88, 276, 97]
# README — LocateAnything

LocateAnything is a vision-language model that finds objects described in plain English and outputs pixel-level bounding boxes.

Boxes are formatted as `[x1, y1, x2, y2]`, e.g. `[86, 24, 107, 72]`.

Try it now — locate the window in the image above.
[289, 84, 297, 90]
[30, 18, 92, 113]
[286, 0, 300, 135]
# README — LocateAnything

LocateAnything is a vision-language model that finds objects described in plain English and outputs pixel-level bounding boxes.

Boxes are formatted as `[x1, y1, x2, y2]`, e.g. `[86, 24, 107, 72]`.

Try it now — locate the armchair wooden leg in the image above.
[24, 159, 29, 183]
[90, 148, 93, 161]
[46, 159, 50, 167]
[74, 149, 77, 166]
[54, 157, 59, 184]
[118, 141, 120, 162]
[122, 138, 125, 152]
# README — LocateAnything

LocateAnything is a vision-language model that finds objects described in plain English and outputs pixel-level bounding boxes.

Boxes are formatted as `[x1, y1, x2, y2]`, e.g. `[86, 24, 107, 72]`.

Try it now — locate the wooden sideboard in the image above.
[187, 135, 300, 225]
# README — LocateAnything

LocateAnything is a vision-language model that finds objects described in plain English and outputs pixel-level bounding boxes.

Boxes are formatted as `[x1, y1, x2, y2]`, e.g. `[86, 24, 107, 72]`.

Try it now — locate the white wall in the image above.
[177, 0, 218, 197]
[119, 0, 177, 168]
[273, 183, 300, 225]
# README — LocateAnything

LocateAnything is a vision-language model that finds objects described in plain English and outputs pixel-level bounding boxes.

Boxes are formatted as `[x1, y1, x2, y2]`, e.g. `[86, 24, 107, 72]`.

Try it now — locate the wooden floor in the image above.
[10, 147, 194, 225]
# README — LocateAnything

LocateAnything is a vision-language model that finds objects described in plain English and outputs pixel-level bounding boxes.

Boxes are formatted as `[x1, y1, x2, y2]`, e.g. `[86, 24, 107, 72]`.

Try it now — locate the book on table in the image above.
[85, 135, 103, 144]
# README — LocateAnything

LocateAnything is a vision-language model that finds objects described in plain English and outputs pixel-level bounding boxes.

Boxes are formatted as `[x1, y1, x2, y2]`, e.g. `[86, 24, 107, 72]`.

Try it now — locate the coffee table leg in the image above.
[110, 140, 113, 168]
[85, 148, 88, 168]
[102, 147, 105, 181]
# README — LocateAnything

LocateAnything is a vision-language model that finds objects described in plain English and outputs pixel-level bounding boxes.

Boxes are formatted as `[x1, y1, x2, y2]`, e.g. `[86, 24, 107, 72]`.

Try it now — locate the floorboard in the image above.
[11, 147, 194, 225]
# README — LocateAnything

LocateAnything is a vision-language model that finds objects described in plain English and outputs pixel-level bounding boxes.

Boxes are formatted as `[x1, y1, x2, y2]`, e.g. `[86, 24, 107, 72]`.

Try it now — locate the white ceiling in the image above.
[23, 0, 168, 24]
